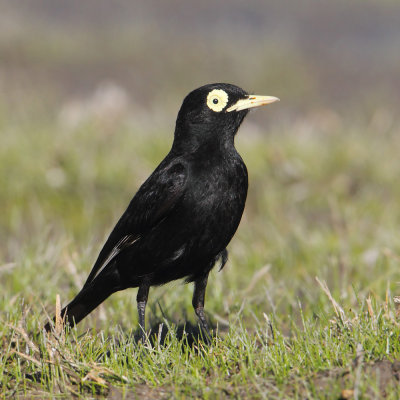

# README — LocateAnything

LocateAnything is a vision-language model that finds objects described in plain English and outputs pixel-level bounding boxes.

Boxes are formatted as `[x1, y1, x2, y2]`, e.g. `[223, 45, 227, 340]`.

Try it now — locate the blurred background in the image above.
[1, 0, 400, 328]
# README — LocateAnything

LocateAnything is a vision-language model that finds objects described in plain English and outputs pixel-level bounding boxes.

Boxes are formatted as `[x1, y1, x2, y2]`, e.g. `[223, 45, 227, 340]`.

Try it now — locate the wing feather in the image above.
[83, 159, 187, 286]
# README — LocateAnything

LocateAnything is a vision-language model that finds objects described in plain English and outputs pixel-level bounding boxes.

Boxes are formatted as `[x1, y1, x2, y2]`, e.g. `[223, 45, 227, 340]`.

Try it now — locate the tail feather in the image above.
[44, 274, 118, 332]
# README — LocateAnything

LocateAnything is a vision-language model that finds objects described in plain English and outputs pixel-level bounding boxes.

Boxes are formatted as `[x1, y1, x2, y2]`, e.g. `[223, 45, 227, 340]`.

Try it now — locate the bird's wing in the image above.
[85, 234, 140, 283]
[83, 160, 188, 286]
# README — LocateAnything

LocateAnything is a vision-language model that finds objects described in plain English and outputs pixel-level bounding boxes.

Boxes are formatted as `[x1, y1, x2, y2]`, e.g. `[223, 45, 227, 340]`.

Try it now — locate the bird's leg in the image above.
[192, 273, 212, 343]
[137, 283, 150, 342]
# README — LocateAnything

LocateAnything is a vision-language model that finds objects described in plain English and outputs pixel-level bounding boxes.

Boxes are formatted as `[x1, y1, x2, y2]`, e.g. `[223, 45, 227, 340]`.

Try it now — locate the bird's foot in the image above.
[195, 306, 212, 345]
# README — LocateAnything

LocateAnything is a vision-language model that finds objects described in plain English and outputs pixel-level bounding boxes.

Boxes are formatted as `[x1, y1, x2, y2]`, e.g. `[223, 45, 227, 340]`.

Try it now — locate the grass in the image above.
[2, 97, 400, 398]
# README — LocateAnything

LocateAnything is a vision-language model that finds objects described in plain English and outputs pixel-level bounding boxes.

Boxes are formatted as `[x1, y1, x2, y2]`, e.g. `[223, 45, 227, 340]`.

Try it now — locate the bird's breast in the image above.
[184, 155, 248, 249]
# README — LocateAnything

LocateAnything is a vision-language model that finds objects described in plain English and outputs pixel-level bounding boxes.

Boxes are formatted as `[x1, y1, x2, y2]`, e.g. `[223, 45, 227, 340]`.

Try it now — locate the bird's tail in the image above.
[43, 274, 118, 333]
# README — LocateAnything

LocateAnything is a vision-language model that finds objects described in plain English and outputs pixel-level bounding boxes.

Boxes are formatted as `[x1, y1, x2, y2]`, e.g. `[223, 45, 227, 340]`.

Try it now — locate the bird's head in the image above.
[173, 83, 279, 153]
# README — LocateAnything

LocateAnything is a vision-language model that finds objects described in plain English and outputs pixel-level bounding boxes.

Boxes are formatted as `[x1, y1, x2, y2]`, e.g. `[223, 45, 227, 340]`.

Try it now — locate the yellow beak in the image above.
[226, 95, 280, 112]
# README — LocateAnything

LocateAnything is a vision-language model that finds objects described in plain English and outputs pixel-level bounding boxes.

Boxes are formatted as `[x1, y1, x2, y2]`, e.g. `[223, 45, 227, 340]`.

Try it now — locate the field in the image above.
[1, 1, 400, 399]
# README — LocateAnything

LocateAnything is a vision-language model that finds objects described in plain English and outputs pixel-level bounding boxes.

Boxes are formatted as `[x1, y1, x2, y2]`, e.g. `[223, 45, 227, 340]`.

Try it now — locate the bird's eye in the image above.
[207, 89, 228, 112]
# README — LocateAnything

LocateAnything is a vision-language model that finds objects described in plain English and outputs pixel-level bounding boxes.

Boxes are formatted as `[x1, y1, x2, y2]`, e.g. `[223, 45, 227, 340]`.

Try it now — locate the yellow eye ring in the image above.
[207, 89, 229, 112]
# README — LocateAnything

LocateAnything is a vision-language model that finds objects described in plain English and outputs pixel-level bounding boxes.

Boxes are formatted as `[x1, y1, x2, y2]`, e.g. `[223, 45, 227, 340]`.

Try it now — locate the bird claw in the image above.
[194, 306, 213, 344]
[200, 326, 213, 345]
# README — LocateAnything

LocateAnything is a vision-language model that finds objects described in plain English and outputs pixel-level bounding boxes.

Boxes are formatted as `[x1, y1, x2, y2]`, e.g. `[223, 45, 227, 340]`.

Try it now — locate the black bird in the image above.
[44, 83, 279, 340]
